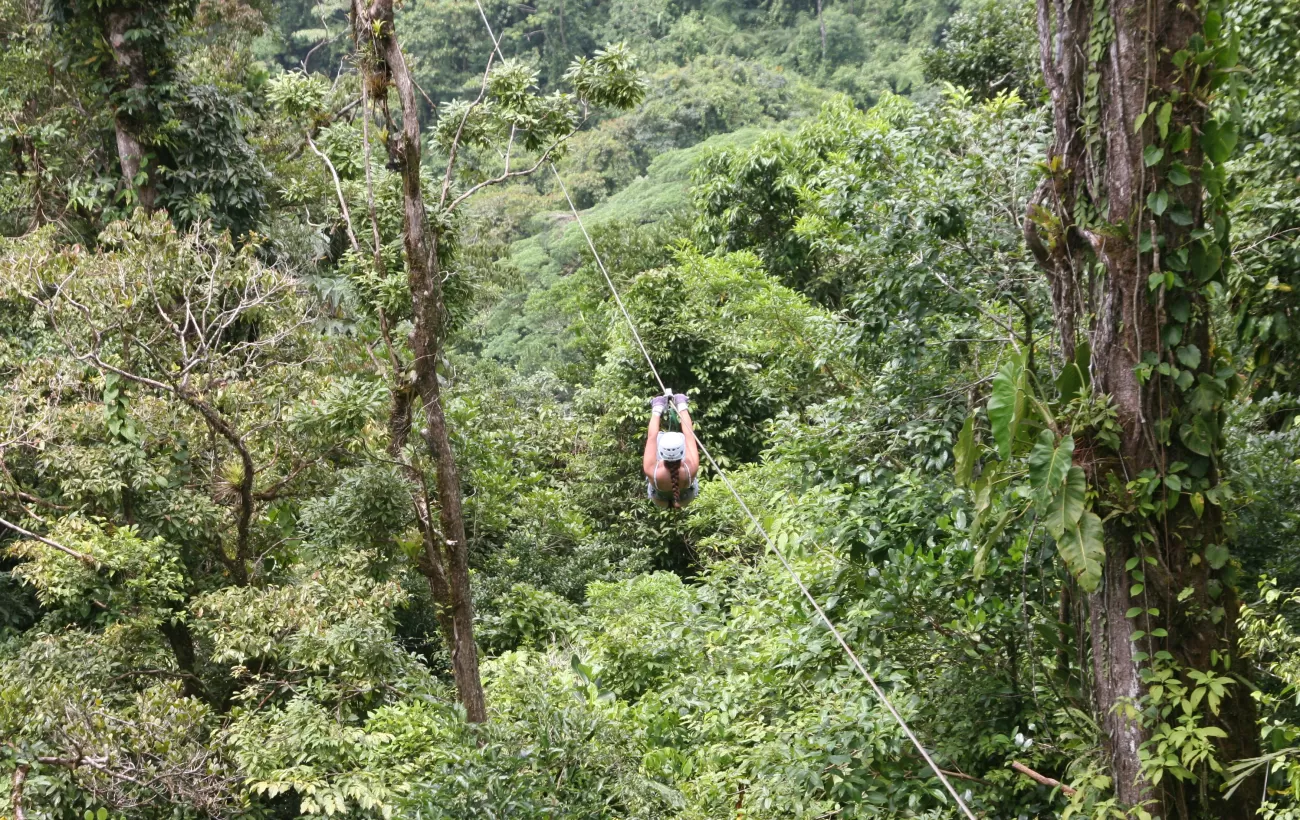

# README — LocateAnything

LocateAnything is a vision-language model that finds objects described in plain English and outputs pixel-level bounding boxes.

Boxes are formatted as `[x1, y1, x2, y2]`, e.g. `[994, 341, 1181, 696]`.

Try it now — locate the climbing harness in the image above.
[469, 7, 980, 817]
[648, 456, 699, 507]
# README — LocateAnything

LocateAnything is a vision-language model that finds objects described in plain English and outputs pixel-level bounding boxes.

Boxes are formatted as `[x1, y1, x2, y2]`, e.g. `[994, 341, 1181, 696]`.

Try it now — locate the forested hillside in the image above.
[2, 0, 1300, 817]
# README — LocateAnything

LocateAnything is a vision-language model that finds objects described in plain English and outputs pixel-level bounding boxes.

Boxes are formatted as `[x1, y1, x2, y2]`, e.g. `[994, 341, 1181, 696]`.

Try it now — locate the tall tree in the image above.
[1024, 0, 1258, 812]
[351, 0, 488, 722]
[347, 0, 643, 721]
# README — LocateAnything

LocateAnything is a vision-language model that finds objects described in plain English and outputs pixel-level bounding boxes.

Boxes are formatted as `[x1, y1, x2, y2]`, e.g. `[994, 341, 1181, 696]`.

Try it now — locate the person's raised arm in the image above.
[643, 396, 666, 478]
[674, 393, 700, 476]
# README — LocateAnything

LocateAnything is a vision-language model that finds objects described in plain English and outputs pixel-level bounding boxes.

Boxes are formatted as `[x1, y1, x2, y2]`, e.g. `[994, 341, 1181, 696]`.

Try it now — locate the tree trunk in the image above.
[816, 0, 827, 63]
[1027, 0, 1259, 812]
[159, 613, 208, 703]
[11, 763, 28, 820]
[352, 0, 487, 723]
[1088, 538, 1152, 806]
[104, 11, 158, 211]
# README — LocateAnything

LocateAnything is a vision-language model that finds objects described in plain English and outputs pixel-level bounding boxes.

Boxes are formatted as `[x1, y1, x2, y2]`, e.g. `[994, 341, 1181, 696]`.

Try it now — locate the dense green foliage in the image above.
[1225, 0, 1300, 402]
[264, 0, 957, 105]
[3, 0, 1300, 817]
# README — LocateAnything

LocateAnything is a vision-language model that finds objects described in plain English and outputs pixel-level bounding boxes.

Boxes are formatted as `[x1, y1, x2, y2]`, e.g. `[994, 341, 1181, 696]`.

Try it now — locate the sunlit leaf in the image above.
[1058, 509, 1105, 592]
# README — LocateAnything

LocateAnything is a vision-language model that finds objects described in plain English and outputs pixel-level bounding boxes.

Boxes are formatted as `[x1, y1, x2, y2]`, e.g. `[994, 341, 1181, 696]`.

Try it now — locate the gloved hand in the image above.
[673, 393, 689, 413]
[650, 395, 668, 416]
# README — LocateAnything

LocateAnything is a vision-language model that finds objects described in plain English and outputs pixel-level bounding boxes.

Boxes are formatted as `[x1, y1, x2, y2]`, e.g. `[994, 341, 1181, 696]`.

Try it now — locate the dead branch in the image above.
[0, 514, 98, 565]
[437, 39, 499, 211]
[939, 768, 993, 787]
[445, 122, 586, 214]
[306, 132, 363, 255]
[1010, 761, 1076, 795]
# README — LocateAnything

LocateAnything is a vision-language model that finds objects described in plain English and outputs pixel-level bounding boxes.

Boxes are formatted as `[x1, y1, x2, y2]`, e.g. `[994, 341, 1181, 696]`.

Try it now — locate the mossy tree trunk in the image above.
[1026, 0, 1259, 812]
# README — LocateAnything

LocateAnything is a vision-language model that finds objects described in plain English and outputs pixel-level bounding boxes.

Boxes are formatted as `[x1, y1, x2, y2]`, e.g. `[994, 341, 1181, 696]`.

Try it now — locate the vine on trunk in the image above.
[955, 0, 1257, 813]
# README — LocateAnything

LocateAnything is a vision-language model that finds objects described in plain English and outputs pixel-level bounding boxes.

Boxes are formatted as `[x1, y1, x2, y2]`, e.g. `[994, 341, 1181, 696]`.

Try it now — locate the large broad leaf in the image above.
[1058, 509, 1105, 592]
[1074, 340, 1091, 385]
[973, 509, 1012, 579]
[1189, 241, 1223, 284]
[1044, 465, 1086, 539]
[1056, 339, 1093, 402]
[1187, 377, 1225, 415]
[954, 415, 976, 487]
[971, 460, 1000, 519]
[1175, 344, 1202, 369]
[987, 354, 1025, 460]
[1056, 362, 1083, 403]
[1028, 430, 1074, 506]
[1201, 119, 1238, 165]
[1178, 414, 1217, 456]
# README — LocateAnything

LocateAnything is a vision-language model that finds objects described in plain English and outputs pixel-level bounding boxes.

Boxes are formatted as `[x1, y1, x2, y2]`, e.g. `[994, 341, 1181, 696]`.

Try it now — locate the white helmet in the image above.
[657, 431, 686, 462]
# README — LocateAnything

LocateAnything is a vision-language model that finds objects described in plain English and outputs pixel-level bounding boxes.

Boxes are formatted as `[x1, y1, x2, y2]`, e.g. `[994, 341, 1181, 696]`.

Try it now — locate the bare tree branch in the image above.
[1010, 761, 1076, 795]
[445, 123, 585, 214]
[306, 133, 363, 255]
[437, 43, 499, 211]
[0, 514, 98, 566]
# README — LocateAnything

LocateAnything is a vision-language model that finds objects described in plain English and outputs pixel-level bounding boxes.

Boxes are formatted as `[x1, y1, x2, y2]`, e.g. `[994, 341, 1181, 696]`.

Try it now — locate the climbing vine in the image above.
[957, 0, 1254, 810]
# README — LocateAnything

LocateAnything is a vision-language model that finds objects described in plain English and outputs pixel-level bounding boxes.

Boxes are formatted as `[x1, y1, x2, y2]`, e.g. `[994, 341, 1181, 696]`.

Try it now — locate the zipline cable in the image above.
[550, 167, 668, 394]
[469, 8, 979, 817]
[557, 162, 983, 820]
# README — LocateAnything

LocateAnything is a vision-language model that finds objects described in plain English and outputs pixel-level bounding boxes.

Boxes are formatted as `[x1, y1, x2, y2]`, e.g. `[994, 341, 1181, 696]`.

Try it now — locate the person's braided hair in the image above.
[666, 460, 681, 508]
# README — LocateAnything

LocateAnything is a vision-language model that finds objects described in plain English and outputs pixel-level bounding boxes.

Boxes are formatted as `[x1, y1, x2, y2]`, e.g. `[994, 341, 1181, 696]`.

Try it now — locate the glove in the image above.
[673, 393, 689, 413]
[650, 395, 668, 416]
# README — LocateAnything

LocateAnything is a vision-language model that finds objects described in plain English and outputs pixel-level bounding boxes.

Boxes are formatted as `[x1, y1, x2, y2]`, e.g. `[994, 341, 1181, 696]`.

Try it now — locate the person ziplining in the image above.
[474, 6, 978, 814]
[643, 392, 700, 508]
